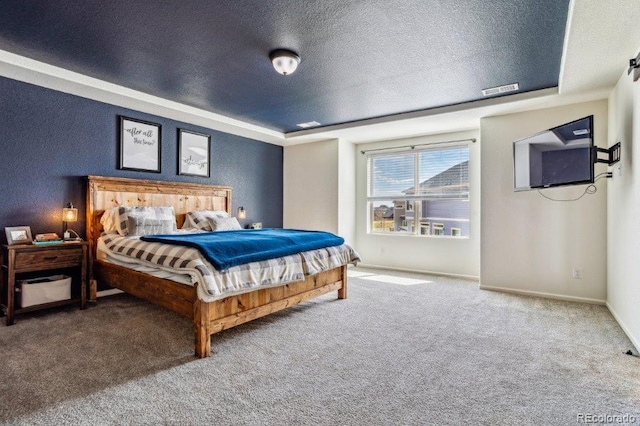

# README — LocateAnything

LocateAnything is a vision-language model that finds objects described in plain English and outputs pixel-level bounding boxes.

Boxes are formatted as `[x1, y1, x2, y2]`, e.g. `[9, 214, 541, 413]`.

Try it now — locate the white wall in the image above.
[283, 139, 339, 234]
[480, 100, 608, 303]
[355, 130, 480, 278]
[338, 139, 356, 245]
[283, 139, 357, 247]
[607, 56, 640, 351]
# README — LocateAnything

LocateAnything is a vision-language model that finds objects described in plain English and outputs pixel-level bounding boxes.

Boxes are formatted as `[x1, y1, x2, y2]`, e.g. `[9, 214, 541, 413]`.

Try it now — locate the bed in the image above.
[87, 175, 354, 358]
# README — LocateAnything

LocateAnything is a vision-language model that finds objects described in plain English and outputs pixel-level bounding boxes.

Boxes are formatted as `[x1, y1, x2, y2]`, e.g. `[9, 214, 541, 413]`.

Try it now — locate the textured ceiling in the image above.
[0, 1, 570, 134]
[559, 0, 640, 95]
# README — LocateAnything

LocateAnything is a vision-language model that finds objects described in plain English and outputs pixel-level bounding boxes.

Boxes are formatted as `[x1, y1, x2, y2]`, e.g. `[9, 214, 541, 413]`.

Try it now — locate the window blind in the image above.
[368, 146, 469, 201]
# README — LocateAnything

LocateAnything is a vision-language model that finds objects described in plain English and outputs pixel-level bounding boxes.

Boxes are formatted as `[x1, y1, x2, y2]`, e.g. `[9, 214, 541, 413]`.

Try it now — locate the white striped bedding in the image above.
[98, 232, 360, 302]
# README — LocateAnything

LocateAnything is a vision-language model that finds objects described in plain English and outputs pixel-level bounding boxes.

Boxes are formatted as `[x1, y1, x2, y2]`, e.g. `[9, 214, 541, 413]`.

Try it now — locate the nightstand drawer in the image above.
[14, 248, 82, 270]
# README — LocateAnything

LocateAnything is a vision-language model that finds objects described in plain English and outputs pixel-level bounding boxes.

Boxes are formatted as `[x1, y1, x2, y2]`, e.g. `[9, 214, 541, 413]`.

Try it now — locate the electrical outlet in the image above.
[380, 247, 386, 255]
[572, 268, 583, 279]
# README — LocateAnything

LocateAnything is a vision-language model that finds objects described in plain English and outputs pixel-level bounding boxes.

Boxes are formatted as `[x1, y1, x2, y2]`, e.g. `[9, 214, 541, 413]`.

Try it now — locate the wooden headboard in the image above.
[86, 175, 232, 259]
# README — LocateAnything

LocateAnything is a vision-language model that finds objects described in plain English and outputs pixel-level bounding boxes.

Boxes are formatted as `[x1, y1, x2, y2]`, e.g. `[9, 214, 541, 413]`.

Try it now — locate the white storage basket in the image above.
[19, 275, 71, 308]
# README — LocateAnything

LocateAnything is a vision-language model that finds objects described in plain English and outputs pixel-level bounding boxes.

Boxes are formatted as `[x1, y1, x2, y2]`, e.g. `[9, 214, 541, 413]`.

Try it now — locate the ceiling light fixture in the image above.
[296, 121, 321, 128]
[269, 49, 301, 76]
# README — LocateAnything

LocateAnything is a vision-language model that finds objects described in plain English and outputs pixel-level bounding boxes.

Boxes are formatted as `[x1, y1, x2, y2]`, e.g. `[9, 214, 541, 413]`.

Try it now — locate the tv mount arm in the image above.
[594, 142, 621, 166]
[629, 51, 640, 82]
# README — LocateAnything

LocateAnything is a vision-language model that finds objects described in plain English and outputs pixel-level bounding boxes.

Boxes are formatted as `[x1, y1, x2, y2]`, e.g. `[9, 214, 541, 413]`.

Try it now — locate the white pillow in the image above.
[209, 216, 242, 231]
[116, 206, 177, 236]
[183, 210, 230, 230]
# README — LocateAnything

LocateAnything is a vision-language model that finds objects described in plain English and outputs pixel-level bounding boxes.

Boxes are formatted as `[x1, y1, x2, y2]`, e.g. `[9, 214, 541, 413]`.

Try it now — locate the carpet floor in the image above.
[0, 267, 638, 425]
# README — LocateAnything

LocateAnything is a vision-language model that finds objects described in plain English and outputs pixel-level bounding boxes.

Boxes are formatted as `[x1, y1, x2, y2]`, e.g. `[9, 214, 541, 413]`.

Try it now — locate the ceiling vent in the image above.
[296, 121, 321, 128]
[482, 83, 519, 97]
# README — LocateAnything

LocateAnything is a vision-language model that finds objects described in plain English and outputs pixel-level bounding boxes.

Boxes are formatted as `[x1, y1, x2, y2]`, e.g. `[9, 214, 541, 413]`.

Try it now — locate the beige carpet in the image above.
[0, 267, 639, 425]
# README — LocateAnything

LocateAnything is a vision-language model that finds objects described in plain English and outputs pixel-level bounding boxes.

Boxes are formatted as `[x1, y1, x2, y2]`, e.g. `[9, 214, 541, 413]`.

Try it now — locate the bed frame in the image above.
[86, 175, 347, 358]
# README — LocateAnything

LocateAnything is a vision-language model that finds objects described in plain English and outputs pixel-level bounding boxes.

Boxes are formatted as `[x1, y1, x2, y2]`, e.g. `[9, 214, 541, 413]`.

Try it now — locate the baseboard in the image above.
[355, 263, 479, 281]
[478, 284, 606, 305]
[606, 302, 640, 353]
[96, 288, 124, 298]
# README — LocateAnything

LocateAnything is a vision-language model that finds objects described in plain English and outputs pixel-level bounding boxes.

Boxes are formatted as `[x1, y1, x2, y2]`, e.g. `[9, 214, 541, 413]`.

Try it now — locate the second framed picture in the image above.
[178, 129, 211, 177]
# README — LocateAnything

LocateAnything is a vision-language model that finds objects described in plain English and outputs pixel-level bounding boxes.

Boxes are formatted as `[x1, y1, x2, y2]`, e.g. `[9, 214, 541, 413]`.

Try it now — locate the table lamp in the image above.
[62, 202, 81, 240]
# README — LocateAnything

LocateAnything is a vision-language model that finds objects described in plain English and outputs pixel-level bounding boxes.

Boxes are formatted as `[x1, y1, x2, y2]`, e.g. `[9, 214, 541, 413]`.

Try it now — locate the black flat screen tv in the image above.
[513, 115, 594, 191]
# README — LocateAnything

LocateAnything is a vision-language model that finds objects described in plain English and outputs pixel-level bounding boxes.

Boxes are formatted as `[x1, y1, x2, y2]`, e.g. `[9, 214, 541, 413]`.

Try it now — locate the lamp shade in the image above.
[269, 49, 300, 76]
[237, 207, 246, 220]
[62, 203, 78, 222]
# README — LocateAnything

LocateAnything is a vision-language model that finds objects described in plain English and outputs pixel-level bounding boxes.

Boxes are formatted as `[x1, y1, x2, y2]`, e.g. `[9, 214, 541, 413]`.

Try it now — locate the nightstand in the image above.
[1, 241, 88, 325]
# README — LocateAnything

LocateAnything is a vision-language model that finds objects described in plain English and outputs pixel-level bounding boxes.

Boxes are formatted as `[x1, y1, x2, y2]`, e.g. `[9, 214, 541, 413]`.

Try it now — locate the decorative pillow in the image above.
[183, 210, 230, 230]
[209, 216, 243, 231]
[100, 207, 120, 232]
[116, 206, 177, 236]
[127, 216, 177, 236]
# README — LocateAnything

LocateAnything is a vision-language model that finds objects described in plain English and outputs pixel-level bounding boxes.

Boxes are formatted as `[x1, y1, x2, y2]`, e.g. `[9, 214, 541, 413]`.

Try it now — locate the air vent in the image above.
[482, 83, 519, 96]
[573, 129, 590, 136]
[296, 121, 321, 128]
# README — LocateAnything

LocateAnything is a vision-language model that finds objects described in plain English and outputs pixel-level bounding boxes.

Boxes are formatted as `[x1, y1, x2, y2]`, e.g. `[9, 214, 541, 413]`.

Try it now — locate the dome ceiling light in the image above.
[269, 49, 300, 76]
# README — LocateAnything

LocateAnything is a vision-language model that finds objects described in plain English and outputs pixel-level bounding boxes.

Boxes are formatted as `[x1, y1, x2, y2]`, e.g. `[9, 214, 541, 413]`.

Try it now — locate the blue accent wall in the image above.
[0, 76, 283, 242]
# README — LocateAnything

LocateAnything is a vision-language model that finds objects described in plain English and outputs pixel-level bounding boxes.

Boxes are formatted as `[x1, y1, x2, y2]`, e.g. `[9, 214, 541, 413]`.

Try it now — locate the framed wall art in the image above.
[178, 129, 211, 177]
[119, 116, 162, 173]
[5, 226, 32, 245]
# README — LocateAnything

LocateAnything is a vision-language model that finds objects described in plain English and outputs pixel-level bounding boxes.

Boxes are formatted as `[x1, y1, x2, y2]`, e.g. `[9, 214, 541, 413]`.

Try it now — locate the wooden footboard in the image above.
[95, 260, 347, 357]
[194, 265, 347, 357]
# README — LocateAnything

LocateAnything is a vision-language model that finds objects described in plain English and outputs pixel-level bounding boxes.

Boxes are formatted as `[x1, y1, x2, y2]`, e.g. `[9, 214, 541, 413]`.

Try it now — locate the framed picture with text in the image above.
[178, 129, 211, 177]
[119, 116, 162, 173]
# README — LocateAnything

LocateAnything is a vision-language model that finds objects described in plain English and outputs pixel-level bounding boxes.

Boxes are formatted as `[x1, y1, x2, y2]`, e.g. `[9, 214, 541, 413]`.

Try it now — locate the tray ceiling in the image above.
[0, 1, 570, 134]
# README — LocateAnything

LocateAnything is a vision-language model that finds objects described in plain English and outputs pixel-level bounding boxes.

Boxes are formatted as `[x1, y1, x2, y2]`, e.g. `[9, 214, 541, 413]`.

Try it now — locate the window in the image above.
[420, 221, 430, 235]
[367, 145, 469, 237]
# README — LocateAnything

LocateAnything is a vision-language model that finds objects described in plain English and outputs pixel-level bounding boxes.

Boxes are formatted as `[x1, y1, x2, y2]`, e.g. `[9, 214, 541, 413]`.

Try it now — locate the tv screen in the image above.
[513, 116, 594, 191]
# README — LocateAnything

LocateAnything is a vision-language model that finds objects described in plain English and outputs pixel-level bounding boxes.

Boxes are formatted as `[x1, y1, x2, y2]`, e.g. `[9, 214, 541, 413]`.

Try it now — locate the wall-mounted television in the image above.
[513, 116, 594, 191]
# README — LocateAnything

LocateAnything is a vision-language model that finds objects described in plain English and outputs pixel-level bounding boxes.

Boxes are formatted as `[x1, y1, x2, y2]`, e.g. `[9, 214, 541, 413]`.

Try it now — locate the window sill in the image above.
[367, 232, 470, 240]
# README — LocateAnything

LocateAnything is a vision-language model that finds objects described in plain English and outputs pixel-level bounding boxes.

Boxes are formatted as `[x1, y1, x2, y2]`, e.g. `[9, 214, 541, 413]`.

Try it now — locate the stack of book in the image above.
[34, 233, 63, 245]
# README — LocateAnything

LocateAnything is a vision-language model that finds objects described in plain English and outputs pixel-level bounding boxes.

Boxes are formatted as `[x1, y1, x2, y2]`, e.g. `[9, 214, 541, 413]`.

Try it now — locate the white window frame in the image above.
[366, 144, 470, 238]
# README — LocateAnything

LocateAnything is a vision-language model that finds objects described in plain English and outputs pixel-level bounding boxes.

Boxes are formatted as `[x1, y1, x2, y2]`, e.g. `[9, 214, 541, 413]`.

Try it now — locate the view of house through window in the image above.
[367, 145, 470, 237]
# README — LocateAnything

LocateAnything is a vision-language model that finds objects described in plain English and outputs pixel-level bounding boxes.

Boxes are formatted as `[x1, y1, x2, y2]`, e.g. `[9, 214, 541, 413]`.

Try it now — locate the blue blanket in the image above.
[140, 228, 345, 271]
